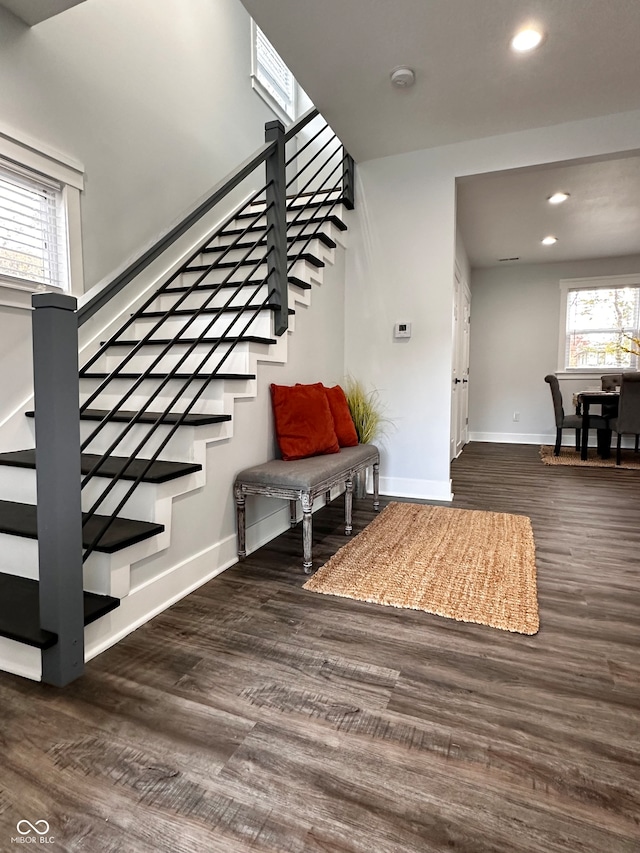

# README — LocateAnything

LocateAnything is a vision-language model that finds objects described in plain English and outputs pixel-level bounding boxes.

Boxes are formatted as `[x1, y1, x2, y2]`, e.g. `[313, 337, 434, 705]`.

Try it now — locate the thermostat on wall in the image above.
[394, 322, 411, 339]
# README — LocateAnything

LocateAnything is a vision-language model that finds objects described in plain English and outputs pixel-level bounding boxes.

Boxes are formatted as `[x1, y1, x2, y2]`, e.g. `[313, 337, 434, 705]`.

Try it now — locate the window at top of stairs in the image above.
[251, 20, 297, 123]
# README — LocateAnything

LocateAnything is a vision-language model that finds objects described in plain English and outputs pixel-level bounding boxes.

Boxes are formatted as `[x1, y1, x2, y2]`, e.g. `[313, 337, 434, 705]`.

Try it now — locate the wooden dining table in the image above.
[575, 390, 619, 460]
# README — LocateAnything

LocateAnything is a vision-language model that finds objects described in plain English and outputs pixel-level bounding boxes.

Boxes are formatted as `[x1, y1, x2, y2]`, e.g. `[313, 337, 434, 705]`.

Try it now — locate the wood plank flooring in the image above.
[0, 442, 639, 852]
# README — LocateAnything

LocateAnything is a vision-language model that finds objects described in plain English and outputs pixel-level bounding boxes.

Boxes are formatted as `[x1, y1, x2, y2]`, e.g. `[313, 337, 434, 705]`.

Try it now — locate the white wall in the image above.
[345, 108, 640, 499]
[468, 255, 640, 444]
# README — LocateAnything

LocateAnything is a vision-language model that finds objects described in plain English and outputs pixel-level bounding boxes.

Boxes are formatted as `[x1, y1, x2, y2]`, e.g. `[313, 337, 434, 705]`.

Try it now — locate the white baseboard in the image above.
[379, 476, 453, 502]
[469, 432, 552, 445]
[468, 431, 636, 449]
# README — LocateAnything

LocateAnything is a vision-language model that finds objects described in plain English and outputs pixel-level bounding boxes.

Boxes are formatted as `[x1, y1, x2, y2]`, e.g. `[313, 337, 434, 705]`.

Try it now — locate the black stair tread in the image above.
[205, 232, 336, 251]
[0, 574, 120, 649]
[0, 449, 202, 484]
[287, 276, 312, 291]
[99, 335, 276, 348]
[166, 276, 310, 291]
[0, 499, 164, 554]
[185, 252, 324, 271]
[27, 409, 232, 426]
[234, 212, 347, 231]
[81, 371, 256, 383]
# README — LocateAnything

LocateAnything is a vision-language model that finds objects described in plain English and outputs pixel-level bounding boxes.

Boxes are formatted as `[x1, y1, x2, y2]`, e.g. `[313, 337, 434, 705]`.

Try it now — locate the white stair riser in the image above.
[0, 530, 161, 599]
[80, 391, 225, 418]
[0, 466, 202, 521]
[128, 308, 273, 340]
[80, 418, 232, 462]
[176, 257, 319, 287]
[81, 376, 252, 401]
[250, 192, 343, 211]
[151, 284, 271, 313]
[196, 237, 326, 267]
[101, 343, 253, 376]
[216, 219, 345, 250]
[0, 468, 155, 520]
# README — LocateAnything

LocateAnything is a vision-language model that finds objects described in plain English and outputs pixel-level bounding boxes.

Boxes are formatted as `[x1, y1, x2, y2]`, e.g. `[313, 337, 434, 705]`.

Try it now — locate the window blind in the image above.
[255, 26, 295, 118]
[0, 163, 68, 290]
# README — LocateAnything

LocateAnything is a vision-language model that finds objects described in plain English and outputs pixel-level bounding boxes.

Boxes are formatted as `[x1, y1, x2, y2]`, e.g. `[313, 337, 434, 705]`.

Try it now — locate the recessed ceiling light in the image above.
[548, 192, 570, 204]
[541, 236, 558, 245]
[511, 28, 543, 52]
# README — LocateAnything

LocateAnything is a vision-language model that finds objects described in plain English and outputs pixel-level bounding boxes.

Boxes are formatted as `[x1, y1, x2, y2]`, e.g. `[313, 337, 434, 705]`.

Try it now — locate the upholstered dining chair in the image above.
[608, 372, 640, 464]
[544, 374, 609, 456]
[601, 374, 622, 391]
[600, 373, 622, 420]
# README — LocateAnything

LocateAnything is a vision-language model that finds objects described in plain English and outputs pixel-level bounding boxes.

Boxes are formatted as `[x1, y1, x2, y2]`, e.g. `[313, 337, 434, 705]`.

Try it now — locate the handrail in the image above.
[283, 106, 319, 142]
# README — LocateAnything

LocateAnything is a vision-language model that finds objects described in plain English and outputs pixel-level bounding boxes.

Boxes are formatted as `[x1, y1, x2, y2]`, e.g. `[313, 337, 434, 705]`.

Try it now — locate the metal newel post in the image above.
[265, 119, 288, 336]
[32, 292, 85, 687]
[342, 150, 355, 210]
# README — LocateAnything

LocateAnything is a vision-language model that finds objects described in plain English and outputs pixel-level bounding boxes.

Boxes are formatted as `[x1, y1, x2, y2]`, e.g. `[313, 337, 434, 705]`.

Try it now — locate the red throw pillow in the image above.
[323, 384, 359, 447]
[270, 383, 340, 461]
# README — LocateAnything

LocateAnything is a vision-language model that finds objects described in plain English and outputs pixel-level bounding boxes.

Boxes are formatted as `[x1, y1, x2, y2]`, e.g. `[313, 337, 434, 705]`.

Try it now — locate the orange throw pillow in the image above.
[323, 384, 359, 447]
[270, 383, 340, 461]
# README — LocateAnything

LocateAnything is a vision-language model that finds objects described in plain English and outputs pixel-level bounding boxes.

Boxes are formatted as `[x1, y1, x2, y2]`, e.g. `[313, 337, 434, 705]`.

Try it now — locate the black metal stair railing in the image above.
[29, 106, 355, 685]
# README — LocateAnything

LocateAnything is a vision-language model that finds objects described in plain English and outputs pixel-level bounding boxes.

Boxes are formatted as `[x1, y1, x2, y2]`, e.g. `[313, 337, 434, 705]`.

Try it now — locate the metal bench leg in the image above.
[345, 477, 353, 535]
[301, 492, 314, 573]
[373, 462, 380, 510]
[235, 489, 246, 559]
[289, 499, 298, 527]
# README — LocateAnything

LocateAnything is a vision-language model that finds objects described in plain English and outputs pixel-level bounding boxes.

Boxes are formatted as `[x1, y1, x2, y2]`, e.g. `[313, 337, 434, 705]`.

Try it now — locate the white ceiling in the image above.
[241, 0, 640, 268]
[457, 153, 640, 267]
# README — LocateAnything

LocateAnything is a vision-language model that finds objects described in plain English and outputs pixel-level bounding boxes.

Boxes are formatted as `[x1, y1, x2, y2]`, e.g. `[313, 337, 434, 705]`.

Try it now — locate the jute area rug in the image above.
[540, 445, 640, 469]
[303, 502, 539, 635]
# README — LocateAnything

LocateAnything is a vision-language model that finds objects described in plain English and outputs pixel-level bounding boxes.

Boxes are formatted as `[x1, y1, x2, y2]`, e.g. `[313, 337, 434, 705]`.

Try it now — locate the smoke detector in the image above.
[390, 66, 415, 88]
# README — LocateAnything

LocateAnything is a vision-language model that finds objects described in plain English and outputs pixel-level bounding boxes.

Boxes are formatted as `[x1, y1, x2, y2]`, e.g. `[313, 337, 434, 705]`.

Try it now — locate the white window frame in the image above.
[250, 20, 297, 124]
[557, 273, 640, 379]
[0, 121, 84, 310]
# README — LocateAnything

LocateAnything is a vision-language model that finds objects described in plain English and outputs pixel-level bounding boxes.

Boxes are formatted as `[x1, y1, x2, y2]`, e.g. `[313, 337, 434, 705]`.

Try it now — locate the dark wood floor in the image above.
[0, 442, 639, 852]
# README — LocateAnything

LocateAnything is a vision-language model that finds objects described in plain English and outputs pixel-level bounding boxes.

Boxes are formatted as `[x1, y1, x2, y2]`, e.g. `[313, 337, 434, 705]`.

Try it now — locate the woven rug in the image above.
[303, 502, 539, 635]
[540, 445, 640, 469]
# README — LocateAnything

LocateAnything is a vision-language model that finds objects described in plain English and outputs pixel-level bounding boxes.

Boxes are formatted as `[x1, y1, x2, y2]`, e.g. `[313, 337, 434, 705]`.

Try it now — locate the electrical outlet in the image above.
[513, 411, 520, 422]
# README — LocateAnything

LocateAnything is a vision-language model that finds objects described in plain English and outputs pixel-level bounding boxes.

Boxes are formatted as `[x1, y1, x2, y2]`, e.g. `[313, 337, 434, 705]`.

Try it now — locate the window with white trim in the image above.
[0, 163, 69, 291]
[559, 275, 640, 371]
[0, 123, 83, 308]
[251, 21, 297, 122]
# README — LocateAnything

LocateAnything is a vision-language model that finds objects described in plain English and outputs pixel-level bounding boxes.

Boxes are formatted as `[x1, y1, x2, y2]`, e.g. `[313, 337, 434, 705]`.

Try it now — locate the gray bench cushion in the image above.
[235, 444, 379, 491]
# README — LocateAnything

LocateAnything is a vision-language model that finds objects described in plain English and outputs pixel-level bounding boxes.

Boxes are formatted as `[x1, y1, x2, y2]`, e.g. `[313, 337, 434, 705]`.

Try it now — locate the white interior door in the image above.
[451, 265, 471, 459]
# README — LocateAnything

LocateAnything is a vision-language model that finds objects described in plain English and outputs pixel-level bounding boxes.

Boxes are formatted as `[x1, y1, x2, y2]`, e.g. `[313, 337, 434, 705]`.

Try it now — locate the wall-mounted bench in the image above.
[234, 443, 380, 572]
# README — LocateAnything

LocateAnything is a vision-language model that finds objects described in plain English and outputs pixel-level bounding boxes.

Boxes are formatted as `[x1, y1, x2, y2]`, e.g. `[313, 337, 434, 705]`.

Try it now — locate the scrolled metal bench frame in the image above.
[234, 444, 380, 572]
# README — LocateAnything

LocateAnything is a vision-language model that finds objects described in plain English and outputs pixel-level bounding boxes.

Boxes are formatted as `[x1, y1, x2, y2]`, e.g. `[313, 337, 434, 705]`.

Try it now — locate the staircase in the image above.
[0, 110, 353, 684]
